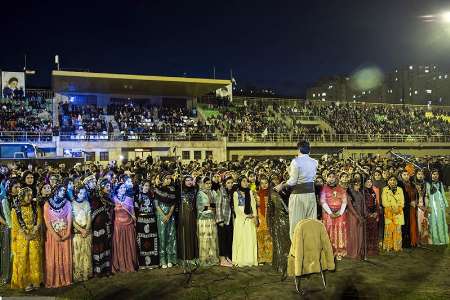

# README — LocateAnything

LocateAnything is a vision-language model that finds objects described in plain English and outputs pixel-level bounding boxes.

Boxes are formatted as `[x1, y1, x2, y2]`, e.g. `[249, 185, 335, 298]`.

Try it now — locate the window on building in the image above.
[426, 89, 432, 94]
[232, 155, 239, 161]
[182, 151, 190, 160]
[312, 93, 316, 97]
[414, 90, 418, 95]
[86, 152, 95, 161]
[194, 151, 201, 160]
[100, 151, 109, 161]
[321, 92, 326, 96]
[205, 151, 213, 160]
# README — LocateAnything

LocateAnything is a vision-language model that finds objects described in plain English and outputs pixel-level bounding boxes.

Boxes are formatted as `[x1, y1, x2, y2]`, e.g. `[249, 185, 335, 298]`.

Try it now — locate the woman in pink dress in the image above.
[43, 185, 73, 288]
[112, 183, 138, 273]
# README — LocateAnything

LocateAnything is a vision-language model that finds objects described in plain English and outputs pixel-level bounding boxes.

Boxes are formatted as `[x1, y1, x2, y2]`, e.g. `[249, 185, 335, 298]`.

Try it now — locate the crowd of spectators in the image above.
[0, 96, 52, 132]
[110, 103, 215, 140]
[59, 104, 109, 135]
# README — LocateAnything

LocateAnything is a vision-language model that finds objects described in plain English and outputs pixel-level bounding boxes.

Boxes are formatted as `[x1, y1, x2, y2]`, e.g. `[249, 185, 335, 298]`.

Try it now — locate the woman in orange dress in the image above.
[43, 184, 73, 288]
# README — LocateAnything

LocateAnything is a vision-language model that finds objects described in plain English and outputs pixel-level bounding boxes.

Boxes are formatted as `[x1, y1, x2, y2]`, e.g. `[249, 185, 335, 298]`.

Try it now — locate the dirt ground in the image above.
[1, 203, 449, 300]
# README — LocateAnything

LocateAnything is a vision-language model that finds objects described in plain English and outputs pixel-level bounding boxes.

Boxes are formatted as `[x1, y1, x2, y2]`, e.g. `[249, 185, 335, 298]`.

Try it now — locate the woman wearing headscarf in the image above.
[0, 178, 20, 285]
[232, 176, 257, 267]
[346, 180, 365, 259]
[10, 187, 43, 291]
[267, 174, 291, 274]
[426, 170, 449, 245]
[256, 176, 273, 264]
[413, 170, 431, 245]
[72, 184, 93, 282]
[135, 180, 159, 269]
[154, 173, 177, 269]
[382, 176, 404, 252]
[177, 175, 199, 268]
[111, 182, 137, 273]
[216, 176, 234, 267]
[21, 171, 37, 199]
[91, 178, 113, 277]
[44, 184, 73, 288]
[196, 176, 219, 266]
[363, 178, 380, 256]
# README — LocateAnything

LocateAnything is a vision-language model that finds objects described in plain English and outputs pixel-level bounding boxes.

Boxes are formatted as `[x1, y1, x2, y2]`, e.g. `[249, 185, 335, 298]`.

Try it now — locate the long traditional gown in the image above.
[91, 192, 113, 276]
[177, 187, 198, 265]
[10, 202, 43, 289]
[232, 190, 258, 267]
[256, 188, 273, 264]
[44, 201, 73, 288]
[1, 198, 12, 284]
[346, 189, 365, 259]
[399, 181, 418, 248]
[320, 185, 348, 258]
[382, 187, 404, 252]
[426, 181, 449, 245]
[414, 180, 431, 245]
[154, 186, 177, 266]
[364, 187, 379, 256]
[112, 195, 137, 273]
[135, 191, 159, 269]
[72, 200, 93, 282]
[372, 180, 385, 247]
[267, 190, 290, 274]
[196, 189, 219, 266]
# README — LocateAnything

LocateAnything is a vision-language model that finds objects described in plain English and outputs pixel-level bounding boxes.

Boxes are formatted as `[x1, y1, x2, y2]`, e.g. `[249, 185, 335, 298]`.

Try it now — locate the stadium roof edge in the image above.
[52, 70, 231, 97]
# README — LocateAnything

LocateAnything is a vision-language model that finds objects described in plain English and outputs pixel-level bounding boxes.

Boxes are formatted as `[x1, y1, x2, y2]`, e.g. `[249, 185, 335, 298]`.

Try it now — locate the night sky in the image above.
[1, 0, 450, 96]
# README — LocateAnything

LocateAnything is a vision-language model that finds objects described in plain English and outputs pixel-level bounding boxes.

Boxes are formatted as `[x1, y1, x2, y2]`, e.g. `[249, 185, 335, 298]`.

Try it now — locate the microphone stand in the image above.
[348, 157, 378, 266]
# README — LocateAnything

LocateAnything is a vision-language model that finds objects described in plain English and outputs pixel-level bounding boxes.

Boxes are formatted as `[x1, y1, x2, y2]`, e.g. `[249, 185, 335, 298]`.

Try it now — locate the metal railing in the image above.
[225, 132, 450, 144]
[26, 89, 54, 99]
[58, 132, 219, 142]
[0, 131, 53, 142]
[2, 130, 450, 144]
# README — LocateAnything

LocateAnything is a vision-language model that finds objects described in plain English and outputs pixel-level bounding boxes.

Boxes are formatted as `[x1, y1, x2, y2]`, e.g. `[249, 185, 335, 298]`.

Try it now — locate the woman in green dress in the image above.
[426, 170, 449, 245]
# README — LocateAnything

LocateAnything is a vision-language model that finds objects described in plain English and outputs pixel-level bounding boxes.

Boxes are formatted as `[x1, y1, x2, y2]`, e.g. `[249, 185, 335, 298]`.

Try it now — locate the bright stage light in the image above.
[442, 11, 450, 23]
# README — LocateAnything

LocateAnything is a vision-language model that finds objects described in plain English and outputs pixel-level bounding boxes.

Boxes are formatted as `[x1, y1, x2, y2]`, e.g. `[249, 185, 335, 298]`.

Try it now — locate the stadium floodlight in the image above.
[442, 11, 450, 23]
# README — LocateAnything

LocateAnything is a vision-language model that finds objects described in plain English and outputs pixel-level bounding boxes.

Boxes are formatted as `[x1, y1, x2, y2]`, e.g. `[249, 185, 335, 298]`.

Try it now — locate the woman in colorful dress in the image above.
[346, 180, 365, 259]
[256, 176, 273, 264]
[91, 179, 113, 277]
[320, 172, 348, 259]
[382, 176, 404, 252]
[135, 180, 159, 269]
[154, 174, 177, 269]
[112, 183, 137, 273]
[232, 176, 258, 267]
[44, 184, 73, 288]
[426, 170, 449, 245]
[414, 170, 431, 245]
[0, 178, 20, 285]
[72, 185, 93, 282]
[10, 187, 43, 291]
[196, 177, 219, 266]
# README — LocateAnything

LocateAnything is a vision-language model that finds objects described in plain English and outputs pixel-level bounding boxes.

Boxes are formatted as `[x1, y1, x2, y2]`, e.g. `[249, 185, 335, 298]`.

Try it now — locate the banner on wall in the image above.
[2, 71, 25, 98]
[215, 83, 233, 102]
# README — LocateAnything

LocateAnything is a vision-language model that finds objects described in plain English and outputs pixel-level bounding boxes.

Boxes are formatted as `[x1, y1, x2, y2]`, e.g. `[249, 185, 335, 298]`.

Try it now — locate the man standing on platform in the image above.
[275, 140, 318, 240]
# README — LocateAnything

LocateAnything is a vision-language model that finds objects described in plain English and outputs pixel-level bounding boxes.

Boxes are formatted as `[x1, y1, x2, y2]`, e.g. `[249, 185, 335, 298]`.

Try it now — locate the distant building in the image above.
[307, 65, 450, 105]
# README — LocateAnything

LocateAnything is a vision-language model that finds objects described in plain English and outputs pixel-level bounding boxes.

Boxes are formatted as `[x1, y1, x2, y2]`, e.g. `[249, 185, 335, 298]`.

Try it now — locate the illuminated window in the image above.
[395, 77, 398, 81]
[328, 85, 333, 89]
[362, 91, 366, 95]
[414, 90, 418, 95]
[439, 75, 442, 79]
[409, 65, 413, 70]
[353, 95, 356, 99]
[426, 89, 432, 94]
[182, 151, 190, 160]
[425, 69, 429, 73]
[445, 75, 448, 79]
[322, 92, 326, 96]
[312, 93, 316, 97]
[100, 152, 109, 161]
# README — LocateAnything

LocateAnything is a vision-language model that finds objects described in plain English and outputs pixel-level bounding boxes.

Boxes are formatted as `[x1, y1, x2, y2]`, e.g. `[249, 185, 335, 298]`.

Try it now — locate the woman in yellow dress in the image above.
[11, 187, 43, 291]
[382, 176, 404, 252]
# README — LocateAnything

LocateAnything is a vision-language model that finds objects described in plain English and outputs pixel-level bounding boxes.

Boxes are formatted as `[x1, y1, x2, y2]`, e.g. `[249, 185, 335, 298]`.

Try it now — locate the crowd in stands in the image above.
[2, 95, 450, 141]
[0, 97, 52, 132]
[59, 104, 110, 135]
[110, 104, 214, 139]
